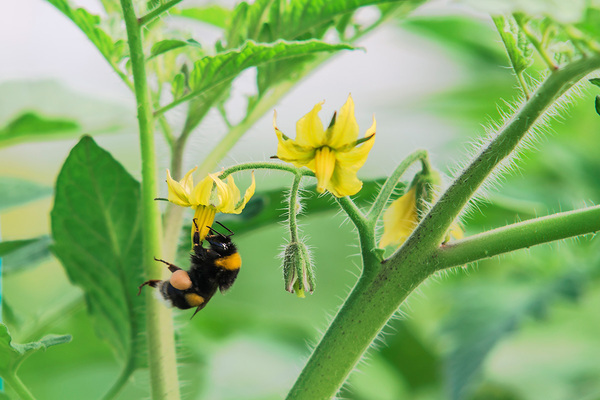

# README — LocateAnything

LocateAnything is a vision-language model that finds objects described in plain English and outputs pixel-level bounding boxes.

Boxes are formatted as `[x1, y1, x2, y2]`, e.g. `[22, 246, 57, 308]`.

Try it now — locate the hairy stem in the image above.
[138, 0, 183, 26]
[120, 1, 180, 399]
[435, 205, 600, 268]
[394, 55, 600, 257]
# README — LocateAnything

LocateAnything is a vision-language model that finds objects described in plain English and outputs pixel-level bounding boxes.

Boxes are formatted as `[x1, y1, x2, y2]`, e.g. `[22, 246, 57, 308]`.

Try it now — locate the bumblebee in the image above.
[138, 219, 241, 318]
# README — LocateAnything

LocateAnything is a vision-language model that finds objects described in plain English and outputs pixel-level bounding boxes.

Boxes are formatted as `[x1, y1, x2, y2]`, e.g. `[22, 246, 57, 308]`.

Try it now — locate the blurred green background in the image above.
[1, 2, 600, 400]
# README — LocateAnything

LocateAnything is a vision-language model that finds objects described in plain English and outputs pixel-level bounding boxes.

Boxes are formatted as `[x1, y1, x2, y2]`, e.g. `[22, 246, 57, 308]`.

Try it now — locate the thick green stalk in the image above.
[395, 55, 600, 256]
[435, 205, 600, 268]
[120, 1, 180, 399]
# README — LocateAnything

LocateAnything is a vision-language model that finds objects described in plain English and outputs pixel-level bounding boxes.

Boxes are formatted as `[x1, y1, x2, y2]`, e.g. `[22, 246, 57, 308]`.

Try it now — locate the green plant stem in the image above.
[120, 1, 180, 399]
[102, 361, 135, 400]
[367, 149, 429, 222]
[5, 374, 37, 400]
[138, 0, 183, 26]
[394, 54, 600, 257]
[220, 161, 314, 179]
[288, 173, 303, 243]
[435, 205, 600, 268]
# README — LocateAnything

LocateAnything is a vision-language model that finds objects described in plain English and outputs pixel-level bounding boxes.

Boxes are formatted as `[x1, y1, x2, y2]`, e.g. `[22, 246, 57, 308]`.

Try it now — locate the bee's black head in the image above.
[205, 222, 237, 257]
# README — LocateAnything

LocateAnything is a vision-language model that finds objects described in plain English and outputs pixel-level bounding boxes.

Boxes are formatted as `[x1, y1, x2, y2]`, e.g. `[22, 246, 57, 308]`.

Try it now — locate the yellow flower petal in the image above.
[327, 163, 363, 197]
[193, 206, 216, 242]
[190, 174, 215, 207]
[295, 101, 326, 147]
[335, 118, 376, 172]
[209, 173, 231, 210]
[275, 115, 315, 167]
[166, 168, 196, 207]
[326, 94, 359, 149]
[314, 147, 337, 193]
[379, 187, 419, 248]
[236, 171, 256, 213]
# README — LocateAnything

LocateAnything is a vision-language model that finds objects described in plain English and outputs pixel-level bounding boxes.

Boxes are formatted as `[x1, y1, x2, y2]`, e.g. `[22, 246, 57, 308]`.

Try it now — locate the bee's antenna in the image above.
[213, 220, 234, 237]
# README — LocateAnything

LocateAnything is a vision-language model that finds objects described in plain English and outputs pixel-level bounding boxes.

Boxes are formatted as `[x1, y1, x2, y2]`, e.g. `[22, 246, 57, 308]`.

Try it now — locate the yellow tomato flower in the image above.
[379, 185, 463, 248]
[274, 94, 376, 197]
[166, 167, 256, 240]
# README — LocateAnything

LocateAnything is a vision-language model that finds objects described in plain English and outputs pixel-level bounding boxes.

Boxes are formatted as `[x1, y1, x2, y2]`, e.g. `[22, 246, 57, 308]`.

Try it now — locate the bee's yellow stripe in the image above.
[185, 293, 205, 307]
[214, 252, 242, 270]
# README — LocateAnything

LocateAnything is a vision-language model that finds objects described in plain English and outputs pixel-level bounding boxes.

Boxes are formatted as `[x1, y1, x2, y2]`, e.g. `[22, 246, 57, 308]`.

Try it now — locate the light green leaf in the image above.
[0, 323, 71, 377]
[173, 5, 232, 29]
[171, 72, 186, 99]
[51, 136, 146, 369]
[45, 0, 128, 67]
[0, 177, 52, 212]
[149, 39, 202, 59]
[0, 112, 80, 146]
[492, 15, 532, 75]
[0, 236, 53, 274]
[186, 39, 354, 100]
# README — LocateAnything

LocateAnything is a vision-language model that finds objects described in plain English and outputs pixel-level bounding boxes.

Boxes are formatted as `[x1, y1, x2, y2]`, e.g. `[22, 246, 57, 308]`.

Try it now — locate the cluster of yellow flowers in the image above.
[165, 95, 460, 247]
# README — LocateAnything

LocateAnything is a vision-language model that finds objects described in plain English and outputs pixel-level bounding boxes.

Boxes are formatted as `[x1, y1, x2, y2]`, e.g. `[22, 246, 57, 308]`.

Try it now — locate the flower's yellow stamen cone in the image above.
[314, 147, 336, 193]
[193, 206, 217, 244]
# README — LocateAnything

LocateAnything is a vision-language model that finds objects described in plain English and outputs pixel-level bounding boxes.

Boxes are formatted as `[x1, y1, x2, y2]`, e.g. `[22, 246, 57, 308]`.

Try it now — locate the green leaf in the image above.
[0, 177, 53, 212]
[0, 323, 71, 377]
[51, 136, 146, 369]
[596, 95, 600, 116]
[45, 0, 128, 66]
[492, 15, 532, 75]
[171, 72, 186, 99]
[590, 78, 600, 88]
[149, 39, 202, 59]
[0, 112, 80, 146]
[185, 39, 354, 102]
[0, 236, 53, 275]
[173, 5, 232, 29]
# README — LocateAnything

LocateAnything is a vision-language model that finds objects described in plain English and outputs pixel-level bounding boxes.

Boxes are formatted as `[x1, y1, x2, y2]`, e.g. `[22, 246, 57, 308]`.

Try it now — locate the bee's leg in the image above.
[154, 257, 182, 273]
[192, 218, 201, 248]
[138, 280, 161, 295]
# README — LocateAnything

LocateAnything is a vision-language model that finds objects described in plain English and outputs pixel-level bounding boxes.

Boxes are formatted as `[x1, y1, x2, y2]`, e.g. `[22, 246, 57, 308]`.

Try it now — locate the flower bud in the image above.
[283, 241, 315, 298]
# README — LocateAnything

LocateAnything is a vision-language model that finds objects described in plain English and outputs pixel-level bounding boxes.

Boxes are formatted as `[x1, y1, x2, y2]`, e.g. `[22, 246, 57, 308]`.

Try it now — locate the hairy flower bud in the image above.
[283, 241, 315, 298]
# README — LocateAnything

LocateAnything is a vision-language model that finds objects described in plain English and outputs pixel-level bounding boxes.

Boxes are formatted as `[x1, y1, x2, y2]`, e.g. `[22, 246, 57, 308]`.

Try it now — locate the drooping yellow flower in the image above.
[379, 186, 419, 248]
[166, 167, 256, 240]
[379, 184, 463, 248]
[274, 94, 376, 197]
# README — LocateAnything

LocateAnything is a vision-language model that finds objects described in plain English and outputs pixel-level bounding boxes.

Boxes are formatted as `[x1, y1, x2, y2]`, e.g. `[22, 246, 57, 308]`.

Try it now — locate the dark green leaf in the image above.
[590, 78, 600, 88]
[0, 236, 52, 274]
[149, 39, 202, 59]
[51, 136, 146, 368]
[492, 15, 532, 74]
[0, 177, 52, 212]
[0, 323, 71, 377]
[0, 112, 80, 146]
[186, 39, 354, 101]
[596, 95, 600, 116]
[173, 5, 232, 29]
